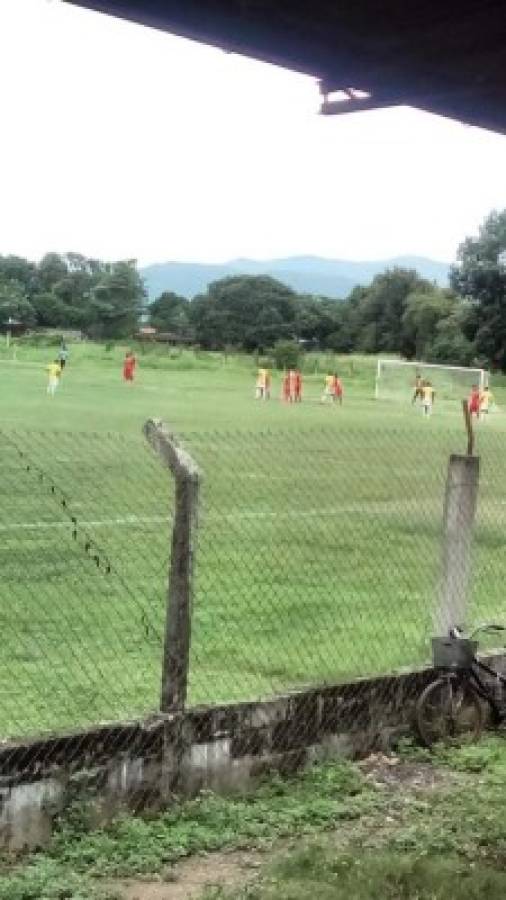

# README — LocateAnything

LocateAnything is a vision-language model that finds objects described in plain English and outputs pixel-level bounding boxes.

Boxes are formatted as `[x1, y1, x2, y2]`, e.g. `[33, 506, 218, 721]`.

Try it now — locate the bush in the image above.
[272, 340, 302, 371]
[426, 332, 476, 367]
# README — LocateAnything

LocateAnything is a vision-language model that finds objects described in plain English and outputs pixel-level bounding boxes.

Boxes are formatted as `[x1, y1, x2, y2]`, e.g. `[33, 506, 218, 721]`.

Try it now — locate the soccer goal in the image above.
[375, 360, 489, 402]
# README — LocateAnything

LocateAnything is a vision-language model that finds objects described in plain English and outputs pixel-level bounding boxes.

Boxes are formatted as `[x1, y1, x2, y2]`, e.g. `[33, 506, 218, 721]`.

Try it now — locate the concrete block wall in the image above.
[1, 657, 503, 851]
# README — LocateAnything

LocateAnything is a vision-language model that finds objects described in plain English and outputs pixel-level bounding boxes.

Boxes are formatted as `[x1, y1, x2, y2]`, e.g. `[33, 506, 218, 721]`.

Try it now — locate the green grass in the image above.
[207, 736, 506, 900]
[208, 848, 506, 900]
[1, 342, 506, 736]
[2, 737, 506, 899]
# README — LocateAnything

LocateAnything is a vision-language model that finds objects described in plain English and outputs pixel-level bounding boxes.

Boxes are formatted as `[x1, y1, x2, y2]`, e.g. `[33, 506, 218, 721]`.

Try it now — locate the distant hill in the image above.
[141, 255, 450, 301]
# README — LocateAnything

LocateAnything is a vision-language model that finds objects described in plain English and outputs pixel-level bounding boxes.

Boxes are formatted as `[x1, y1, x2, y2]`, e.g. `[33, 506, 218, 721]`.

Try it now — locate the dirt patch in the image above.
[357, 752, 461, 791]
[113, 850, 263, 899]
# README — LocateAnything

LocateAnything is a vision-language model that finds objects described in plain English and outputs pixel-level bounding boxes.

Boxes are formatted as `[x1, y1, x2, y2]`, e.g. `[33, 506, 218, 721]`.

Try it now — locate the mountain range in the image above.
[140, 255, 450, 301]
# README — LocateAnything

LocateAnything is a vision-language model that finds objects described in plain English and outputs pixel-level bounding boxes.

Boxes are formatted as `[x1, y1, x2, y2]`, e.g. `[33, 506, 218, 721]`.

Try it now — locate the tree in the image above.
[295, 295, 342, 347]
[352, 268, 434, 353]
[425, 313, 476, 366]
[273, 339, 301, 370]
[0, 255, 37, 294]
[149, 291, 190, 334]
[400, 289, 457, 360]
[37, 253, 69, 292]
[30, 292, 67, 327]
[88, 261, 146, 338]
[0, 280, 36, 326]
[191, 276, 297, 350]
[450, 209, 506, 370]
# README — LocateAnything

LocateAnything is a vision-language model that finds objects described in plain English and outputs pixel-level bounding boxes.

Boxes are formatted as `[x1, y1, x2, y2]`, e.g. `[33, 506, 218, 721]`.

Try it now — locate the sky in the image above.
[1, 1, 506, 267]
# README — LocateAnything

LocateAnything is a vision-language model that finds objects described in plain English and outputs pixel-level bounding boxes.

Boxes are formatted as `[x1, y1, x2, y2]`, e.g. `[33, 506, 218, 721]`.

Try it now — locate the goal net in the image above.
[375, 360, 489, 403]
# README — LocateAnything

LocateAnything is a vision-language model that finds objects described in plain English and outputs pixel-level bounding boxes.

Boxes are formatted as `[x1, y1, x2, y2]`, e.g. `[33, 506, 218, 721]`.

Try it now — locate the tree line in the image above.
[0, 252, 145, 339]
[2, 210, 506, 369]
[150, 210, 506, 370]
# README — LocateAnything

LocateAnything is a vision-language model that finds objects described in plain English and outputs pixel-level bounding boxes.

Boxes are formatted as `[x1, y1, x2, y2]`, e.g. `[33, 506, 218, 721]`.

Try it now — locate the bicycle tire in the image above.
[416, 675, 483, 748]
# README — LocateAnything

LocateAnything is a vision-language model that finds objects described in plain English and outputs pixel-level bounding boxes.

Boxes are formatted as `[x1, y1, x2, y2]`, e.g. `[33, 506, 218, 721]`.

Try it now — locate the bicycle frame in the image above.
[462, 658, 506, 726]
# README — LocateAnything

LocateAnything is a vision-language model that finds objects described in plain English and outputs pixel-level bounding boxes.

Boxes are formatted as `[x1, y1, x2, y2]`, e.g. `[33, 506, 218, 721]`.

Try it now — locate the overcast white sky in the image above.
[1, 0, 505, 267]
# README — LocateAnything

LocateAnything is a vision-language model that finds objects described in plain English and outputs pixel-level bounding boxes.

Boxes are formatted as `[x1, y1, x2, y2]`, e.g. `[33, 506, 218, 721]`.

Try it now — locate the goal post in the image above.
[375, 359, 489, 402]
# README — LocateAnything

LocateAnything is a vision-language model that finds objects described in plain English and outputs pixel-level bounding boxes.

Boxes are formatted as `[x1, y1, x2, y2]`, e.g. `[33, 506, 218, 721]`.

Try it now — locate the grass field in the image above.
[1, 341, 506, 739]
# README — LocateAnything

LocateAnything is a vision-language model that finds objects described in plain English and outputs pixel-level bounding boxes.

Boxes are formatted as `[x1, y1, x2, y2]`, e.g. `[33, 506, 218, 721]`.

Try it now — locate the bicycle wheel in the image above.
[416, 676, 483, 747]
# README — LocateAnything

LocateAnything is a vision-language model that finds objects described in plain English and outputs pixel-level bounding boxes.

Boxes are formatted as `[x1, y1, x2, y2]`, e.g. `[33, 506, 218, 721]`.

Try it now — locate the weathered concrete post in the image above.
[143, 419, 200, 712]
[435, 453, 480, 634]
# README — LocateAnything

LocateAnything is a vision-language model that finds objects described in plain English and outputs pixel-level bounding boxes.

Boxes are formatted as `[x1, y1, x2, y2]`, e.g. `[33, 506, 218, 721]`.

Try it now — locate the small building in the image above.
[136, 326, 158, 341]
[0, 318, 27, 344]
[155, 331, 194, 346]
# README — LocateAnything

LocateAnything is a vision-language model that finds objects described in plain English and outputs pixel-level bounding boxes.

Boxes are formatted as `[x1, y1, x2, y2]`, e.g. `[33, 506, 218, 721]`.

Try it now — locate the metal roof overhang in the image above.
[64, 1, 506, 134]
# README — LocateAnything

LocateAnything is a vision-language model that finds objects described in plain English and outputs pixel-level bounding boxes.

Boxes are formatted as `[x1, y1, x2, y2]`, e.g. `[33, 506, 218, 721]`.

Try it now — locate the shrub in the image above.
[272, 340, 302, 370]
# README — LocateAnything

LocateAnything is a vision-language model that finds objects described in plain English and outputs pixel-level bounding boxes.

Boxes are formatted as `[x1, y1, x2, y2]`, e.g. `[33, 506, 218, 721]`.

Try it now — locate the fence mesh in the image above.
[1, 421, 506, 745]
[0, 430, 170, 739]
[184, 424, 506, 706]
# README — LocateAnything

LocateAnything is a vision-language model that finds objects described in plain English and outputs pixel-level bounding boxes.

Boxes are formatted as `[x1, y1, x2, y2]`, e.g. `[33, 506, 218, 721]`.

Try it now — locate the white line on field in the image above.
[0, 501, 440, 533]
[0, 515, 170, 532]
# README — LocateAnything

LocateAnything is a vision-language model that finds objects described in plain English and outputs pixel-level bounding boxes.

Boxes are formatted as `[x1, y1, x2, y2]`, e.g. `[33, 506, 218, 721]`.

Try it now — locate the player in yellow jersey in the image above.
[255, 368, 266, 400]
[480, 385, 494, 420]
[421, 380, 435, 416]
[46, 360, 62, 397]
[321, 373, 335, 404]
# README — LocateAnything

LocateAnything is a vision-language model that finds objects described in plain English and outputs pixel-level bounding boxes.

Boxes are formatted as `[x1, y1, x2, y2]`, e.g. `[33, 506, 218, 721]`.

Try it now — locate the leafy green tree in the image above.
[0, 255, 37, 294]
[294, 295, 343, 347]
[30, 292, 67, 327]
[0, 280, 36, 326]
[88, 261, 146, 338]
[37, 253, 69, 292]
[400, 289, 457, 359]
[353, 268, 433, 353]
[273, 339, 301, 370]
[191, 276, 297, 350]
[150, 291, 190, 334]
[451, 209, 506, 370]
[425, 313, 476, 366]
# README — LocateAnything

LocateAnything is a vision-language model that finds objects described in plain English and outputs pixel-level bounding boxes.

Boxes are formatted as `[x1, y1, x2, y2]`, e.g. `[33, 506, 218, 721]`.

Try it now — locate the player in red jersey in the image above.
[282, 371, 291, 402]
[333, 373, 343, 406]
[468, 384, 480, 418]
[123, 350, 137, 383]
[294, 369, 302, 402]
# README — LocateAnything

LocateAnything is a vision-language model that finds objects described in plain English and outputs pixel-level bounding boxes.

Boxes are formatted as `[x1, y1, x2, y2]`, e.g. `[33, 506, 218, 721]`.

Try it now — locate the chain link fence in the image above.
[185, 424, 506, 707]
[0, 429, 169, 739]
[1, 422, 506, 745]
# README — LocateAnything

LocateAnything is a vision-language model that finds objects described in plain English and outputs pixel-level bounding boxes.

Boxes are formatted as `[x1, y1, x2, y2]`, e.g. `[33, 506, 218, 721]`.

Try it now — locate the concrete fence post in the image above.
[143, 419, 200, 712]
[435, 453, 480, 635]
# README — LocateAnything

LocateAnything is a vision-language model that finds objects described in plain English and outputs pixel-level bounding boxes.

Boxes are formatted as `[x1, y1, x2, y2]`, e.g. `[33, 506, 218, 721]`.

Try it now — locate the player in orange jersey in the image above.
[333, 373, 343, 406]
[468, 384, 480, 418]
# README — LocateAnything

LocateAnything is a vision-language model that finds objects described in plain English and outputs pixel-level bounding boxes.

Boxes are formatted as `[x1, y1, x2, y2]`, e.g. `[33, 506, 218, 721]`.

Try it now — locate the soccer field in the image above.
[1, 343, 506, 740]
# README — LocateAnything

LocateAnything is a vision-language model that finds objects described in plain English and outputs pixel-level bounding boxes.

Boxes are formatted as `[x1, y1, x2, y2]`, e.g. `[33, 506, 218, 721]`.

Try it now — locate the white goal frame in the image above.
[375, 359, 489, 400]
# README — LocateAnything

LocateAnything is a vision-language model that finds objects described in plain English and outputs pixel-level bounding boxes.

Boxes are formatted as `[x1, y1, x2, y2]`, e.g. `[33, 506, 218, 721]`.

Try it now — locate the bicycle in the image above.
[416, 623, 506, 747]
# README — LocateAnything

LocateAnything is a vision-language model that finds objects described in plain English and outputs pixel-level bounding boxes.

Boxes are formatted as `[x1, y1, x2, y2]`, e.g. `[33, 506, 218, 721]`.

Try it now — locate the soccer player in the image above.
[479, 385, 494, 420]
[255, 367, 266, 399]
[412, 372, 423, 405]
[294, 369, 302, 403]
[321, 373, 334, 403]
[282, 371, 292, 403]
[421, 380, 435, 416]
[468, 384, 481, 419]
[58, 342, 69, 370]
[333, 373, 343, 406]
[123, 350, 137, 383]
[46, 360, 61, 397]
[264, 369, 272, 401]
